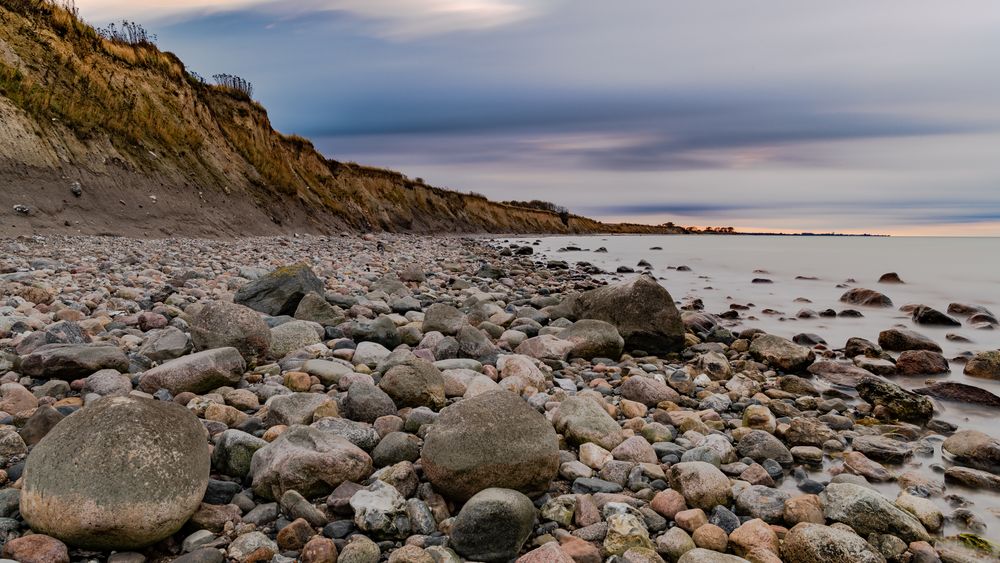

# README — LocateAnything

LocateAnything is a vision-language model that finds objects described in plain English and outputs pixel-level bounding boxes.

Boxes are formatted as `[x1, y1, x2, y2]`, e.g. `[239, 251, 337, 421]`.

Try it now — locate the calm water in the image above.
[507, 235, 1000, 537]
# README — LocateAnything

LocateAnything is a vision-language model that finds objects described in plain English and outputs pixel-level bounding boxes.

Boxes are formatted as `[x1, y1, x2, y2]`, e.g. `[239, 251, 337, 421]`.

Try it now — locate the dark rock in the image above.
[840, 289, 892, 307]
[911, 306, 961, 327]
[878, 328, 942, 353]
[235, 263, 324, 317]
[19, 344, 129, 380]
[856, 377, 934, 424]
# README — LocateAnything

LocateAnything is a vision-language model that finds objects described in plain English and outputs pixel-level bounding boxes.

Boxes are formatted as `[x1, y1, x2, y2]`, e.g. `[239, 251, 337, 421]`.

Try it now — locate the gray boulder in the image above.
[668, 461, 732, 511]
[878, 328, 941, 353]
[20, 396, 209, 549]
[379, 359, 446, 409]
[19, 344, 129, 380]
[190, 302, 270, 364]
[749, 334, 815, 372]
[138, 327, 192, 362]
[559, 319, 625, 360]
[856, 377, 934, 424]
[450, 488, 536, 563]
[552, 395, 627, 450]
[293, 292, 345, 326]
[819, 482, 929, 542]
[782, 522, 885, 563]
[737, 430, 793, 465]
[421, 390, 559, 502]
[942, 429, 1000, 472]
[234, 263, 324, 317]
[422, 304, 465, 336]
[138, 347, 245, 395]
[250, 425, 373, 500]
[264, 393, 332, 426]
[342, 382, 397, 423]
[555, 275, 685, 355]
[212, 429, 268, 478]
[268, 320, 322, 359]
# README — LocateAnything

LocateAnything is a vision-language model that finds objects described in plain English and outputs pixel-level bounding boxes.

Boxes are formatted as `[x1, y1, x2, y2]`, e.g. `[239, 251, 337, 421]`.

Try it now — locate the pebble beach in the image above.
[0, 233, 998, 563]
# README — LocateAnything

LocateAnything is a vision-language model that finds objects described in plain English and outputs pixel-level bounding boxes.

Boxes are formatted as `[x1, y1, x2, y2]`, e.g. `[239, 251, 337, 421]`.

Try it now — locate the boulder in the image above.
[20, 396, 210, 549]
[807, 361, 877, 387]
[342, 382, 397, 423]
[782, 522, 885, 563]
[894, 350, 949, 376]
[421, 390, 559, 501]
[250, 425, 372, 500]
[668, 462, 732, 511]
[1, 534, 70, 563]
[379, 360, 446, 409]
[911, 306, 960, 327]
[559, 320, 625, 360]
[190, 302, 271, 363]
[737, 430, 793, 465]
[234, 263, 324, 316]
[138, 347, 245, 395]
[964, 350, 1000, 380]
[557, 275, 685, 355]
[19, 344, 129, 380]
[269, 320, 322, 359]
[620, 375, 680, 407]
[264, 393, 332, 426]
[212, 429, 268, 478]
[856, 377, 934, 424]
[294, 292, 345, 326]
[138, 327, 192, 362]
[450, 488, 536, 563]
[749, 335, 814, 372]
[678, 549, 750, 563]
[552, 395, 627, 450]
[877, 329, 941, 353]
[422, 304, 465, 336]
[942, 429, 1000, 472]
[840, 289, 892, 307]
[819, 483, 929, 542]
[914, 381, 1000, 407]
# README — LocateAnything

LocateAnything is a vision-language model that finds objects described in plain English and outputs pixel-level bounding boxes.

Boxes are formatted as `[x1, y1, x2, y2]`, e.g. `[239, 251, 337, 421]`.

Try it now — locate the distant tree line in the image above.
[503, 199, 569, 214]
[213, 73, 254, 99]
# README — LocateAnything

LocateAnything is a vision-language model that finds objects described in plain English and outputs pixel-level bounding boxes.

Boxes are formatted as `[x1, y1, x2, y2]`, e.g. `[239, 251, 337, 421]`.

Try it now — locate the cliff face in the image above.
[0, 2, 679, 238]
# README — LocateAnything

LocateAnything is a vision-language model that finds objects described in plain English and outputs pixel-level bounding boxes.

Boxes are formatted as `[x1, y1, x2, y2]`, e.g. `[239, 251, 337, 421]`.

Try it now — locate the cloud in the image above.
[76, 0, 544, 37]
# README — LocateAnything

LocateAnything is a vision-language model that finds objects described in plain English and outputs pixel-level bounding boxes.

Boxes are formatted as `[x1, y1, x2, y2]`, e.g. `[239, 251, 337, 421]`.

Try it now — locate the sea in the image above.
[506, 234, 1000, 536]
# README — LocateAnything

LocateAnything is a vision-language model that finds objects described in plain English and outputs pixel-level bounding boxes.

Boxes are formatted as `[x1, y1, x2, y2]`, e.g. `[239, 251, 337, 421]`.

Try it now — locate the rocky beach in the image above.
[0, 232, 998, 563]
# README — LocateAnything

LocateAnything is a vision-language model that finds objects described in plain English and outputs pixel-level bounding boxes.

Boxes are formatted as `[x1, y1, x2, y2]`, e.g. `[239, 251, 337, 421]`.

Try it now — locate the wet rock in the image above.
[421, 390, 559, 501]
[944, 466, 1000, 490]
[807, 361, 878, 387]
[911, 306, 960, 327]
[963, 350, 1000, 380]
[749, 334, 815, 372]
[942, 430, 1000, 472]
[840, 289, 892, 307]
[450, 488, 535, 563]
[856, 377, 934, 424]
[190, 302, 271, 364]
[914, 382, 1000, 407]
[21, 396, 210, 549]
[878, 273, 903, 284]
[878, 329, 941, 353]
[249, 425, 372, 500]
[138, 347, 245, 395]
[894, 350, 949, 376]
[234, 263, 324, 317]
[851, 435, 913, 463]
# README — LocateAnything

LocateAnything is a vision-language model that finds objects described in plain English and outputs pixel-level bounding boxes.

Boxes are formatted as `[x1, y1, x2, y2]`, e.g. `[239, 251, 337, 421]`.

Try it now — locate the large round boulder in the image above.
[552, 395, 627, 450]
[668, 461, 732, 511]
[20, 396, 210, 550]
[421, 390, 559, 502]
[190, 301, 271, 364]
[964, 350, 1000, 380]
[555, 275, 684, 355]
[250, 425, 373, 500]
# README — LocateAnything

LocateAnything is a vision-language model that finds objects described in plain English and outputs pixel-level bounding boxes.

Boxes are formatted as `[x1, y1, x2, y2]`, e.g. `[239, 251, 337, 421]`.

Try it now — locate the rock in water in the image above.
[840, 288, 892, 307]
[819, 483, 929, 543]
[914, 381, 1000, 407]
[856, 377, 934, 424]
[20, 396, 210, 549]
[781, 522, 885, 563]
[942, 429, 1000, 472]
[421, 390, 559, 501]
[234, 263, 324, 316]
[911, 306, 961, 327]
[450, 488, 536, 563]
[964, 350, 1000, 380]
[749, 334, 815, 372]
[556, 275, 684, 355]
[250, 425, 372, 500]
[18, 343, 129, 380]
[138, 347, 245, 395]
[190, 301, 271, 364]
[877, 329, 941, 353]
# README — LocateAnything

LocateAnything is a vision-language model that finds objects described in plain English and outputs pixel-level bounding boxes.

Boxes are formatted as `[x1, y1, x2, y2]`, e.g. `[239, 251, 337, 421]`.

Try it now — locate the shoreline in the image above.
[0, 233, 997, 561]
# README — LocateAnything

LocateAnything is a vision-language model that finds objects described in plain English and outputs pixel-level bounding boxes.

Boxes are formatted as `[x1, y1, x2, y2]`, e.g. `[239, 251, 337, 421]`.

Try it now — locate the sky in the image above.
[74, 0, 1000, 235]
